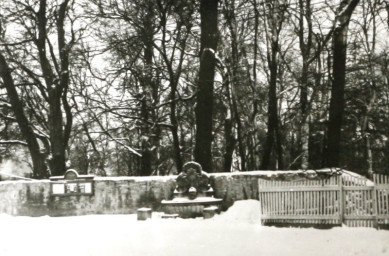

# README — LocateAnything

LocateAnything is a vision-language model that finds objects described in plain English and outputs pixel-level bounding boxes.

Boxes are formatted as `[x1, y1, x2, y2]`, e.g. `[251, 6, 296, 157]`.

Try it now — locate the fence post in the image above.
[372, 174, 379, 228]
[338, 175, 344, 225]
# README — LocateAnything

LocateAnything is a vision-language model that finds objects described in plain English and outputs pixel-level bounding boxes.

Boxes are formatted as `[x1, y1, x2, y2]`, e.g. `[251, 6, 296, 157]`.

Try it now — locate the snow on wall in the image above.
[0, 170, 341, 217]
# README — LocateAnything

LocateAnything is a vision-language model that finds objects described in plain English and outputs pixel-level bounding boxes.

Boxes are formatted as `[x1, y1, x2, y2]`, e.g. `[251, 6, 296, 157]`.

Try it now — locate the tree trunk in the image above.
[225, 7, 247, 171]
[260, 0, 286, 170]
[360, 0, 378, 176]
[362, 99, 374, 175]
[223, 110, 235, 172]
[170, 76, 183, 173]
[299, 62, 310, 169]
[325, 25, 348, 168]
[261, 40, 280, 170]
[251, 0, 260, 170]
[219, 58, 235, 172]
[232, 86, 246, 171]
[194, 0, 219, 172]
[325, 0, 360, 168]
[36, 0, 71, 176]
[276, 118, 284, 169]
[48, 93, 66, 176]
[140, 89, 152, 176]
[297, 0, 312, 169]
[140, 2, 155, 176]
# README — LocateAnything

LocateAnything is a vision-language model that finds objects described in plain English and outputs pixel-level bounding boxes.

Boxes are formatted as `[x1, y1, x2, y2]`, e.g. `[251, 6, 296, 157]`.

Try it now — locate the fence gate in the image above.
[258, 173, 389, 228]
[374, 174, 389, 226]
[342, 175, 375, 227]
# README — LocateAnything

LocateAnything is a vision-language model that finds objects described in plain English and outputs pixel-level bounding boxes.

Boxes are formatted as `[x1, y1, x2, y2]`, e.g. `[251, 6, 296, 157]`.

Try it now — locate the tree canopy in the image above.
[0, 0, 388, 178]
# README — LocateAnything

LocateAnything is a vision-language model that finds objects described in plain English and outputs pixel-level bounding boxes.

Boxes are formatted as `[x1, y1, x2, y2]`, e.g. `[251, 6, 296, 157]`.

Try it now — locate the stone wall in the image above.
[0, 170, 338, 216]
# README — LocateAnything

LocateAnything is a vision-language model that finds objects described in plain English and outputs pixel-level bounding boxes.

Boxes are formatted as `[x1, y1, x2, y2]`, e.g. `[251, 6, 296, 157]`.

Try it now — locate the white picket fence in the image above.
[258, 173, 389, 228]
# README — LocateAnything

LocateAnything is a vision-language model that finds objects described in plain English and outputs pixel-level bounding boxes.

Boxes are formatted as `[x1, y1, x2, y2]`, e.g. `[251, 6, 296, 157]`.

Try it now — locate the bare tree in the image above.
[325, 0, 360, 168]
[0, 53, 49, 178]
[0, 0, 78, 176]
[260, 0, 287, 170]
[194, 0, 220, 172]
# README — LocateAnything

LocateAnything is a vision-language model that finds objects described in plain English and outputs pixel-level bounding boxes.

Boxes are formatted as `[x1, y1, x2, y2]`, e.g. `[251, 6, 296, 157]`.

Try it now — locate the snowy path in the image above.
[0, 201, 388, 256]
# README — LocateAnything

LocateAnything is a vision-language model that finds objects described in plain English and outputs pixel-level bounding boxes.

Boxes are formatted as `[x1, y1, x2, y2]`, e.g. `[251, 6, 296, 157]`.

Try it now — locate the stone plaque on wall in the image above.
[50, 169, 94, 196]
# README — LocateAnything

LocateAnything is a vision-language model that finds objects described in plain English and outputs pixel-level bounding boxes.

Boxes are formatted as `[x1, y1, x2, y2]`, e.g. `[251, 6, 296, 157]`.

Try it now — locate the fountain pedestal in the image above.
[161, 162, 222, 218]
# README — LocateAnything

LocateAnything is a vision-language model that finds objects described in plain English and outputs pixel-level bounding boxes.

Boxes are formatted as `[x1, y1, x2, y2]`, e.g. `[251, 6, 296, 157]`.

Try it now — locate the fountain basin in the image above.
[161, 197, 222, 218]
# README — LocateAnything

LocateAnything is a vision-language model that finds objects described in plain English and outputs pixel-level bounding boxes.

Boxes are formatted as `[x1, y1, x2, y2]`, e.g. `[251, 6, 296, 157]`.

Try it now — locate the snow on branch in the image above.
[0, 140, 28, 146]
[203, 48, 215, 55]
[0, 103, 12, 108]
[201, 48, 218, 62]
[0, 112, 16, 122]
[108, 137, 141, 157]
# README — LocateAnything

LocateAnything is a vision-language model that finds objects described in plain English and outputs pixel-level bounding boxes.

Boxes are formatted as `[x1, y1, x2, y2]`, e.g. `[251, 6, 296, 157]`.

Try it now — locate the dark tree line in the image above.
[0, 0, 388, 178]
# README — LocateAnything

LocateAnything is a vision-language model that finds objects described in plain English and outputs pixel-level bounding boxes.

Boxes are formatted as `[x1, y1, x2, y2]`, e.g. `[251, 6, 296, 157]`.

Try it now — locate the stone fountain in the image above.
[161, 162, 222, 218]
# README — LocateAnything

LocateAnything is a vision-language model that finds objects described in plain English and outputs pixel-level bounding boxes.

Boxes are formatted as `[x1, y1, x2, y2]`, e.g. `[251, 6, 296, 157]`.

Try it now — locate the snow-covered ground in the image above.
[0, 200, 388, 256]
